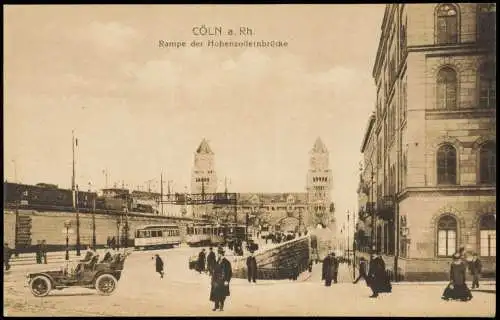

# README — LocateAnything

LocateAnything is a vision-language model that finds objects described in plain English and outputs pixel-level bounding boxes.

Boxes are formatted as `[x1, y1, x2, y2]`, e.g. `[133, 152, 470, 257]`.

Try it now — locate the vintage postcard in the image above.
[3, 3, 496, 317]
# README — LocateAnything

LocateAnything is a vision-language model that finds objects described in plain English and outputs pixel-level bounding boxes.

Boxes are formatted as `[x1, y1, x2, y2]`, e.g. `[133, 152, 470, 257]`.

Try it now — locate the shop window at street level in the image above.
[437, 144, 457, 185]
[437, 215, 457, 257]
[479, 214, 496, 257]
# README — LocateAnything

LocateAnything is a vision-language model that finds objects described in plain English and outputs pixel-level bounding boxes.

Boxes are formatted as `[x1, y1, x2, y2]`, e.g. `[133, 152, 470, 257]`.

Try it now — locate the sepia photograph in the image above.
[3, 3, 496, 317]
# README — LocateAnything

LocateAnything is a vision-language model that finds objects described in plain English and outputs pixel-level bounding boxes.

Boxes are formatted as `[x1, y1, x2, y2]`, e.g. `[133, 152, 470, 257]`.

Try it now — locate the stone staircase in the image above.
[232, 236, 311, 280]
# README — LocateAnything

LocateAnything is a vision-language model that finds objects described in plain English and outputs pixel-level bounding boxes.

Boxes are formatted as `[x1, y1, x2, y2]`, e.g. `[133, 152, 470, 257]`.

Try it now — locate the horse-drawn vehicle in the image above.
[25, 252, 130, 297]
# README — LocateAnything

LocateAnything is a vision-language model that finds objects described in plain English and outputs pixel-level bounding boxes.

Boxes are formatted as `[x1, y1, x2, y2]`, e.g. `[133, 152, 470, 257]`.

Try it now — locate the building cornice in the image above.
[360, 113, 377, 153]
[398, 186, 496, 201]
[425, 108, 496, 120]
[373, 4, 392, 79]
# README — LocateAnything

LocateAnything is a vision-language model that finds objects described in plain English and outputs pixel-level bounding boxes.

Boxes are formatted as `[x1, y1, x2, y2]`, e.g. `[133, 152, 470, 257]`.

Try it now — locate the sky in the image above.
[4, 4, 385, 229]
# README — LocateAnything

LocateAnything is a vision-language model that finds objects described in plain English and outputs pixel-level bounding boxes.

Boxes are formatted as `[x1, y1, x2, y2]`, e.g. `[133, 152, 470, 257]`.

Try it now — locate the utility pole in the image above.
[160, 172, 164, 216]
[103, 169, 109, 188]
[76, 184, 81, 256]
[72, 130, 81, 256]
[347, 210, 350, 265]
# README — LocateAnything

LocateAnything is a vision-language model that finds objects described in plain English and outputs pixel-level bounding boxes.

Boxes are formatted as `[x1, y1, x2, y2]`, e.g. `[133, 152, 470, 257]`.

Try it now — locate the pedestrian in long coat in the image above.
[4, 243, 13, 271]
[207, 247, 216, 276]
[40, 240, 48, 264]
[367, 252, 391, 298]
[154, 254, 164, 279]
[210, 250, 232, 311]
[469, 253, 482, 289]
[331, 253, 340, 284]
[353, 257, 368, 284]
[442, 253, 473, 301]
[246, 252, 257, 283]
[198, 249, 206, 273]
[322, 253, 334, 286]
[35, 241, 42, 264]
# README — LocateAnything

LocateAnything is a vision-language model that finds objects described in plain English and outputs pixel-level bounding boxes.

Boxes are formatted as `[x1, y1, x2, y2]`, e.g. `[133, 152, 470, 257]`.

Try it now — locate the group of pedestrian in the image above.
[228, 239, 244, 256]
[195, 247, 218, 275]
[441, 247, 482, 302]
[106, 236, 118, 250]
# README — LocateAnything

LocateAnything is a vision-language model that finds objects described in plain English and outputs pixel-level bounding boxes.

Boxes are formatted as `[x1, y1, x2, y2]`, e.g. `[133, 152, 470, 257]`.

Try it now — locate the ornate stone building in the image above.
[206, 138, 335, 231]
[191, 139, 218, 218]
[356, 4, 496, 281]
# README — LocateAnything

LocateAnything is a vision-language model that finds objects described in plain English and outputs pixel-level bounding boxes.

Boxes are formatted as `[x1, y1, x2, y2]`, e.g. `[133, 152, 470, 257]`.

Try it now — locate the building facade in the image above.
[356, 3, 496, 281]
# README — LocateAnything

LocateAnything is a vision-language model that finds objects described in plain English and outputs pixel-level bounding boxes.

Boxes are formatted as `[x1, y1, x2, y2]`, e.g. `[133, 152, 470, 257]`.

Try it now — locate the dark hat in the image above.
[209, 247, 213, 250]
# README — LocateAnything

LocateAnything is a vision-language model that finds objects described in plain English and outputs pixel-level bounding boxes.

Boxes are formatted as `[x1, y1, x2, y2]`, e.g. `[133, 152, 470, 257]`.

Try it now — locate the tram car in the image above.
[185, 223, 248, 247]
[184, 224, 228, 247]
[134, 224, 181, 250]
[185, 224, 213, 247]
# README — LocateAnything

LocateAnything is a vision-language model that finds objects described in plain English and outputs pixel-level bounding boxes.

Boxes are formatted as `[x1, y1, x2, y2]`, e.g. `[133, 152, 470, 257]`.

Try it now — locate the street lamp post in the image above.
[64, 220, 72, 260]
[76, 185, 81, 256]
[116, 218, 121, 251]
[347, 211, 350, 265]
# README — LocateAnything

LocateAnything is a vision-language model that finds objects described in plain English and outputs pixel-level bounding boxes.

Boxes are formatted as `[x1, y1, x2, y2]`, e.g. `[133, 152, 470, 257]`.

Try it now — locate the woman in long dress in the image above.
[442, 253, 473, 301]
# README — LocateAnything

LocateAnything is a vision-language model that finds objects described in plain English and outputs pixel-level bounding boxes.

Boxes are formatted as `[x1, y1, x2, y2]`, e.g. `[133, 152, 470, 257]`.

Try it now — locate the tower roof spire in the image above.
[312, 137, 328, 153]
[196, 138, 213, 154]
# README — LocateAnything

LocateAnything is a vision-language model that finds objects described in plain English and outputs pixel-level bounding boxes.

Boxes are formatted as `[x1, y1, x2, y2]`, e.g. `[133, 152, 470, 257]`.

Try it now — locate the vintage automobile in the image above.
[25, 252, 129, 297]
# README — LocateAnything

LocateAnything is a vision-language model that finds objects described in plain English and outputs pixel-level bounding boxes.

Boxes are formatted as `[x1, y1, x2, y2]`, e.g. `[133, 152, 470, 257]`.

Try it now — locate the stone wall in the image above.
[3, 209, 189, 252]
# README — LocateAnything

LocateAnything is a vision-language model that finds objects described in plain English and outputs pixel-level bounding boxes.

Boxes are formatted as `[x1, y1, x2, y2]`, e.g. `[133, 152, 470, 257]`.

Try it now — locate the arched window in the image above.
[437, 215, 458, 257]
[479, 214, 496, 257]
[437, 144, 457, 185]
[436, 4, 459, 44]
[478, 62, 496, 108]
[437, 67, 458, 109]
[479, 141, 496, 184]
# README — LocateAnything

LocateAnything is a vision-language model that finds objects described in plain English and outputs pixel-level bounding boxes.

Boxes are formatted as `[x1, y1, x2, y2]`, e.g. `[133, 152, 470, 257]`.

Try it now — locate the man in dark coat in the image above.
[207, 247, 217, 276]
[210, 250, 232, 311]
[469, 253, 482, 289]
[4, 243, 13, 271]
[322, 253, 334, 286]
[40, 240, 48, 264]
[198, 249, 206, 273]
[331, 253, 340, 283]
[367, 251, 391, 298]
[246, 251, 258, 283]
[154, 254, 164, 279]
[353, 257, 368, 284]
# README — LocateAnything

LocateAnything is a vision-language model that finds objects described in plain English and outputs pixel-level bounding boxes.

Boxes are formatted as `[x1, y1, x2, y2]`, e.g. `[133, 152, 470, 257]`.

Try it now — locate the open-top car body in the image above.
[25, 252, 129, 297]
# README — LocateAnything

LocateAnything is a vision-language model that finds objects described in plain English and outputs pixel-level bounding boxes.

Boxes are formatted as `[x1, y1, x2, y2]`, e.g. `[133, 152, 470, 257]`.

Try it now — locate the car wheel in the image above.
[30, 275, 52, 297]
[95, 274, 118, 296]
